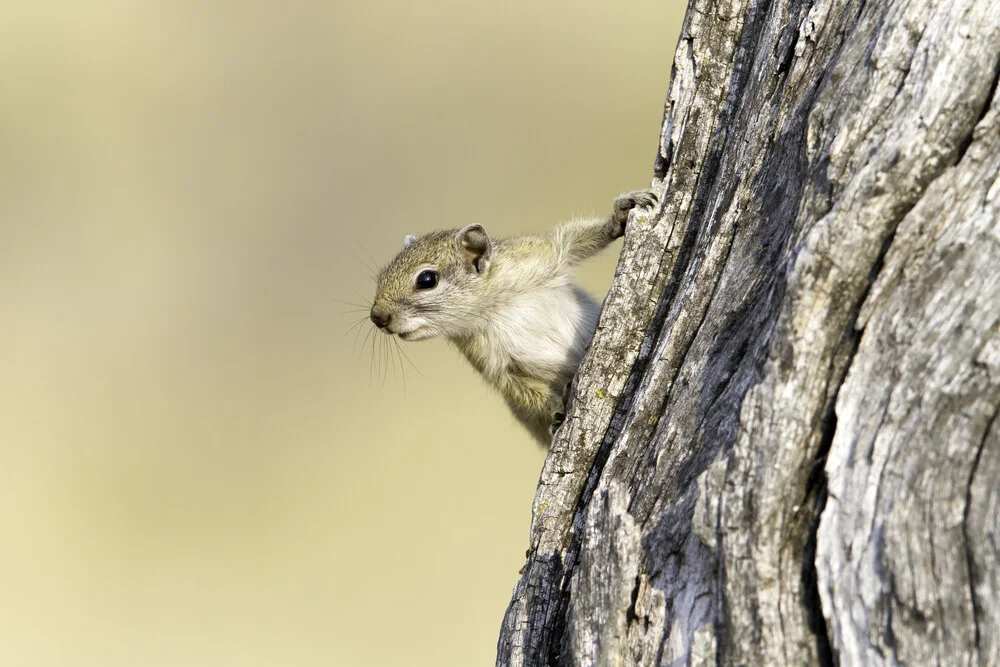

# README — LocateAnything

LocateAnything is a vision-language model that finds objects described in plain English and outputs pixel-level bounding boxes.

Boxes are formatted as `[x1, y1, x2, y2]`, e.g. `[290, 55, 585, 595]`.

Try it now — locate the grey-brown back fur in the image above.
[370, 190, 657, 445]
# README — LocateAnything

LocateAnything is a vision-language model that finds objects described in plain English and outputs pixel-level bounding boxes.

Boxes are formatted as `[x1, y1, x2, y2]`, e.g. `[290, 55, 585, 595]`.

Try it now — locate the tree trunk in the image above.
[496, 0, 1000, 664]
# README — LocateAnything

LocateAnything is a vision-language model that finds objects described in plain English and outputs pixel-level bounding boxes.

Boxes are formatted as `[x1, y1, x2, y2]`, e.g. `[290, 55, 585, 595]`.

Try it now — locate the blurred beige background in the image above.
[0, 1, 684, 665]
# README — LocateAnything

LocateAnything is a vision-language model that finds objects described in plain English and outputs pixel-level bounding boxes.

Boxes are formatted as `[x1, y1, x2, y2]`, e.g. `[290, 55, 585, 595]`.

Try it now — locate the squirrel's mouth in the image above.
[396, 327, 430, 341]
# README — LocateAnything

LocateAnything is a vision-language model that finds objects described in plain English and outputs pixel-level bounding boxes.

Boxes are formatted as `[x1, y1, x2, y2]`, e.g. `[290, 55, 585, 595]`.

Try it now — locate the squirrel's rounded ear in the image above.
[403, 234, 417, 248]
[456, 224, 492, 274]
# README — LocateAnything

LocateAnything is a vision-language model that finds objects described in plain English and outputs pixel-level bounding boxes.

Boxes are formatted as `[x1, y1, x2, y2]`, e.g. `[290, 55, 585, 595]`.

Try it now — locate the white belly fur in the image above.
[462, 283, 601, 386]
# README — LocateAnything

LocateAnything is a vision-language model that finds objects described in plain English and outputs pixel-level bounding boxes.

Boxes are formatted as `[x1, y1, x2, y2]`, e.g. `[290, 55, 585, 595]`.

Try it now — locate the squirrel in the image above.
[369, 189, 658, 445]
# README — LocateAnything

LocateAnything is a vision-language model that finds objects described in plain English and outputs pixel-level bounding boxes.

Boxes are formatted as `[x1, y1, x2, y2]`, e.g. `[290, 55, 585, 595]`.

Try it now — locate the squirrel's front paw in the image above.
[611, 189, 659, 238]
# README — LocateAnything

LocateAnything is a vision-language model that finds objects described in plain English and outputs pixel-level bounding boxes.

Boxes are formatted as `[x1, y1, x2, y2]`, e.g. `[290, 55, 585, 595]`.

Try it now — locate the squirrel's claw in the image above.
[611, 188, 659, 238]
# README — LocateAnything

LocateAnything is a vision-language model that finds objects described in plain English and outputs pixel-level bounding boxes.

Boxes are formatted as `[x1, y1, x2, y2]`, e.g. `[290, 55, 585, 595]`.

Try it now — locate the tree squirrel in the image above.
[369, 190, 658, 445]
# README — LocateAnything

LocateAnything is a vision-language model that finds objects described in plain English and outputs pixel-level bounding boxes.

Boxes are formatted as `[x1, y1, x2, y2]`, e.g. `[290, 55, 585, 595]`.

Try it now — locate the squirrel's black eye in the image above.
[415, 270, 438, 290]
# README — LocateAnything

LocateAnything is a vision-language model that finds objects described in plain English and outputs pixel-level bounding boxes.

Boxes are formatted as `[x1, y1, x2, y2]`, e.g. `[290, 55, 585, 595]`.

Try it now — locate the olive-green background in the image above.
[0, 2, 684, 665]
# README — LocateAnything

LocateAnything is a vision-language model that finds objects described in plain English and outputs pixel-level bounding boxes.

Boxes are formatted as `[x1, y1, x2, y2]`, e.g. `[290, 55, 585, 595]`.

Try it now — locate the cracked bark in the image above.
[497, 0, 1000, 665]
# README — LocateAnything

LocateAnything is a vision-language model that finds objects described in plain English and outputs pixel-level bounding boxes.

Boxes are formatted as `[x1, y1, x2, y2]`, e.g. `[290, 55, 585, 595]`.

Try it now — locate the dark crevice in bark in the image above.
[654, 39, 690, 180]
[625, 572, 642, 626]
[957, 56, 1000, 162]
[547, 600, 568, 665]
[875, 525, 903, 664]
[963, 404, 999, 656]
[978, 59, 1000, 126]
[801, 202, 904, 666]
[803, 403, 839, 667]
[862, 229, 897, 313]
[775, 24, 799, 79]
[799, 320, 861, 666]
[854, 0, 869, 22]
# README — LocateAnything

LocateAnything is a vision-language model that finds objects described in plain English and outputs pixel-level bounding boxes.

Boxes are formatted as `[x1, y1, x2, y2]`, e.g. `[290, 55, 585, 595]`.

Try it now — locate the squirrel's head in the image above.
[370, 224, 493, 341]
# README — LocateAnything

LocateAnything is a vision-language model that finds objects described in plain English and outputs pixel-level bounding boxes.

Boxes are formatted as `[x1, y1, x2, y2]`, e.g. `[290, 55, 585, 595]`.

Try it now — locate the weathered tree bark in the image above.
[497, 0, 1000, 664]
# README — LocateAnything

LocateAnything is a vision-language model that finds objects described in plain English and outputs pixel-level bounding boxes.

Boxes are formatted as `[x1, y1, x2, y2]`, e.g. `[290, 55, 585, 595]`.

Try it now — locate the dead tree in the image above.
[497, 0, 1000, 664]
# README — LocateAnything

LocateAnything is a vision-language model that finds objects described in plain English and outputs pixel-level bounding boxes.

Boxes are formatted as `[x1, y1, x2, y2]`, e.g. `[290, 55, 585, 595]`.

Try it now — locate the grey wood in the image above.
[497, 0, 1000, 665]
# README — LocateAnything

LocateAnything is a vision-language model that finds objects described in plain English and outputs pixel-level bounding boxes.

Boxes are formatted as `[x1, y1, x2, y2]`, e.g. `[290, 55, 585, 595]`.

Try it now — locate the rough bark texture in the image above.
[497, 0, 1000, 665]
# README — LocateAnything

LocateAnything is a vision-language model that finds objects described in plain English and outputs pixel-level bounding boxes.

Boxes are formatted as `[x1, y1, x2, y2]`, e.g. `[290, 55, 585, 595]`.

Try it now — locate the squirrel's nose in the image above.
[370, 308, 392, 329]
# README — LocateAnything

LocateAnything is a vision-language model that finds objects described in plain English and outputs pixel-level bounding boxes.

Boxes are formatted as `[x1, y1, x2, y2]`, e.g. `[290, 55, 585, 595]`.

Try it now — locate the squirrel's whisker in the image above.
[393, 339, 425, 379]
[363, 189, 658, 444]
[342, 316, 368, 339]
[391, 338, 406, 396]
